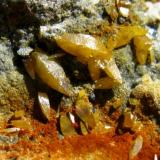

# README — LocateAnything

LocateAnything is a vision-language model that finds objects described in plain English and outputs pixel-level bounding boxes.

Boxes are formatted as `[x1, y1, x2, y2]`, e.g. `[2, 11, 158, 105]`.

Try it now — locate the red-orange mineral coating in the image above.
[0, 114, 158, 160]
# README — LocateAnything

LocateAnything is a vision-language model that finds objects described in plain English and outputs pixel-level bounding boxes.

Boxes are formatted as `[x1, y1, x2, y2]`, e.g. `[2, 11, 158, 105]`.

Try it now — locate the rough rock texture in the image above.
[0, 71, 32, 113]
[0, 38, 14, 73]
[0, 37, 33, 116]
[132, 78, 160, 117]
[0, 1, 36, 116]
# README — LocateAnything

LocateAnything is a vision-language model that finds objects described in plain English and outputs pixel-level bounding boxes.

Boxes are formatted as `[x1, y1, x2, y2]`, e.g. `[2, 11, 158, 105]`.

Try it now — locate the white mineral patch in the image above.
[145, 2, 160, 22]
[119, 7, 129, 17]
[40, 23, 66, 38]
[78, 0, 99, 5]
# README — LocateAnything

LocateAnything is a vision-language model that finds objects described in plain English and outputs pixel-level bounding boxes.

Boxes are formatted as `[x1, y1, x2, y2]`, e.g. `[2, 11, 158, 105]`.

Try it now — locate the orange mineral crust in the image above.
[0, 118, 159, 160]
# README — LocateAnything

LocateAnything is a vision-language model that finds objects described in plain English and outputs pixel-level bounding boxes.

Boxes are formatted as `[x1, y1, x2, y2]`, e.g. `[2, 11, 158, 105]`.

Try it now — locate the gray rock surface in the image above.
[0, 38, 14, 73]
[0, 1, 36, 116]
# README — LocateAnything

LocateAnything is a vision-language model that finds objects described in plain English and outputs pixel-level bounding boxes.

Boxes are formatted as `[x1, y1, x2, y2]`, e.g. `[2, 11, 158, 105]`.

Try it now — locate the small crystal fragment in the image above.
[60, 114, 77, 136]
[11, 119, 32, 130]
[38, 92, 51, 121]
[80, 121, 88, 135]
[14, 110, 25, 119]
[75, 90, 96, 129]
[133, 35, 151, 65]
[129, 135, 143, 160]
